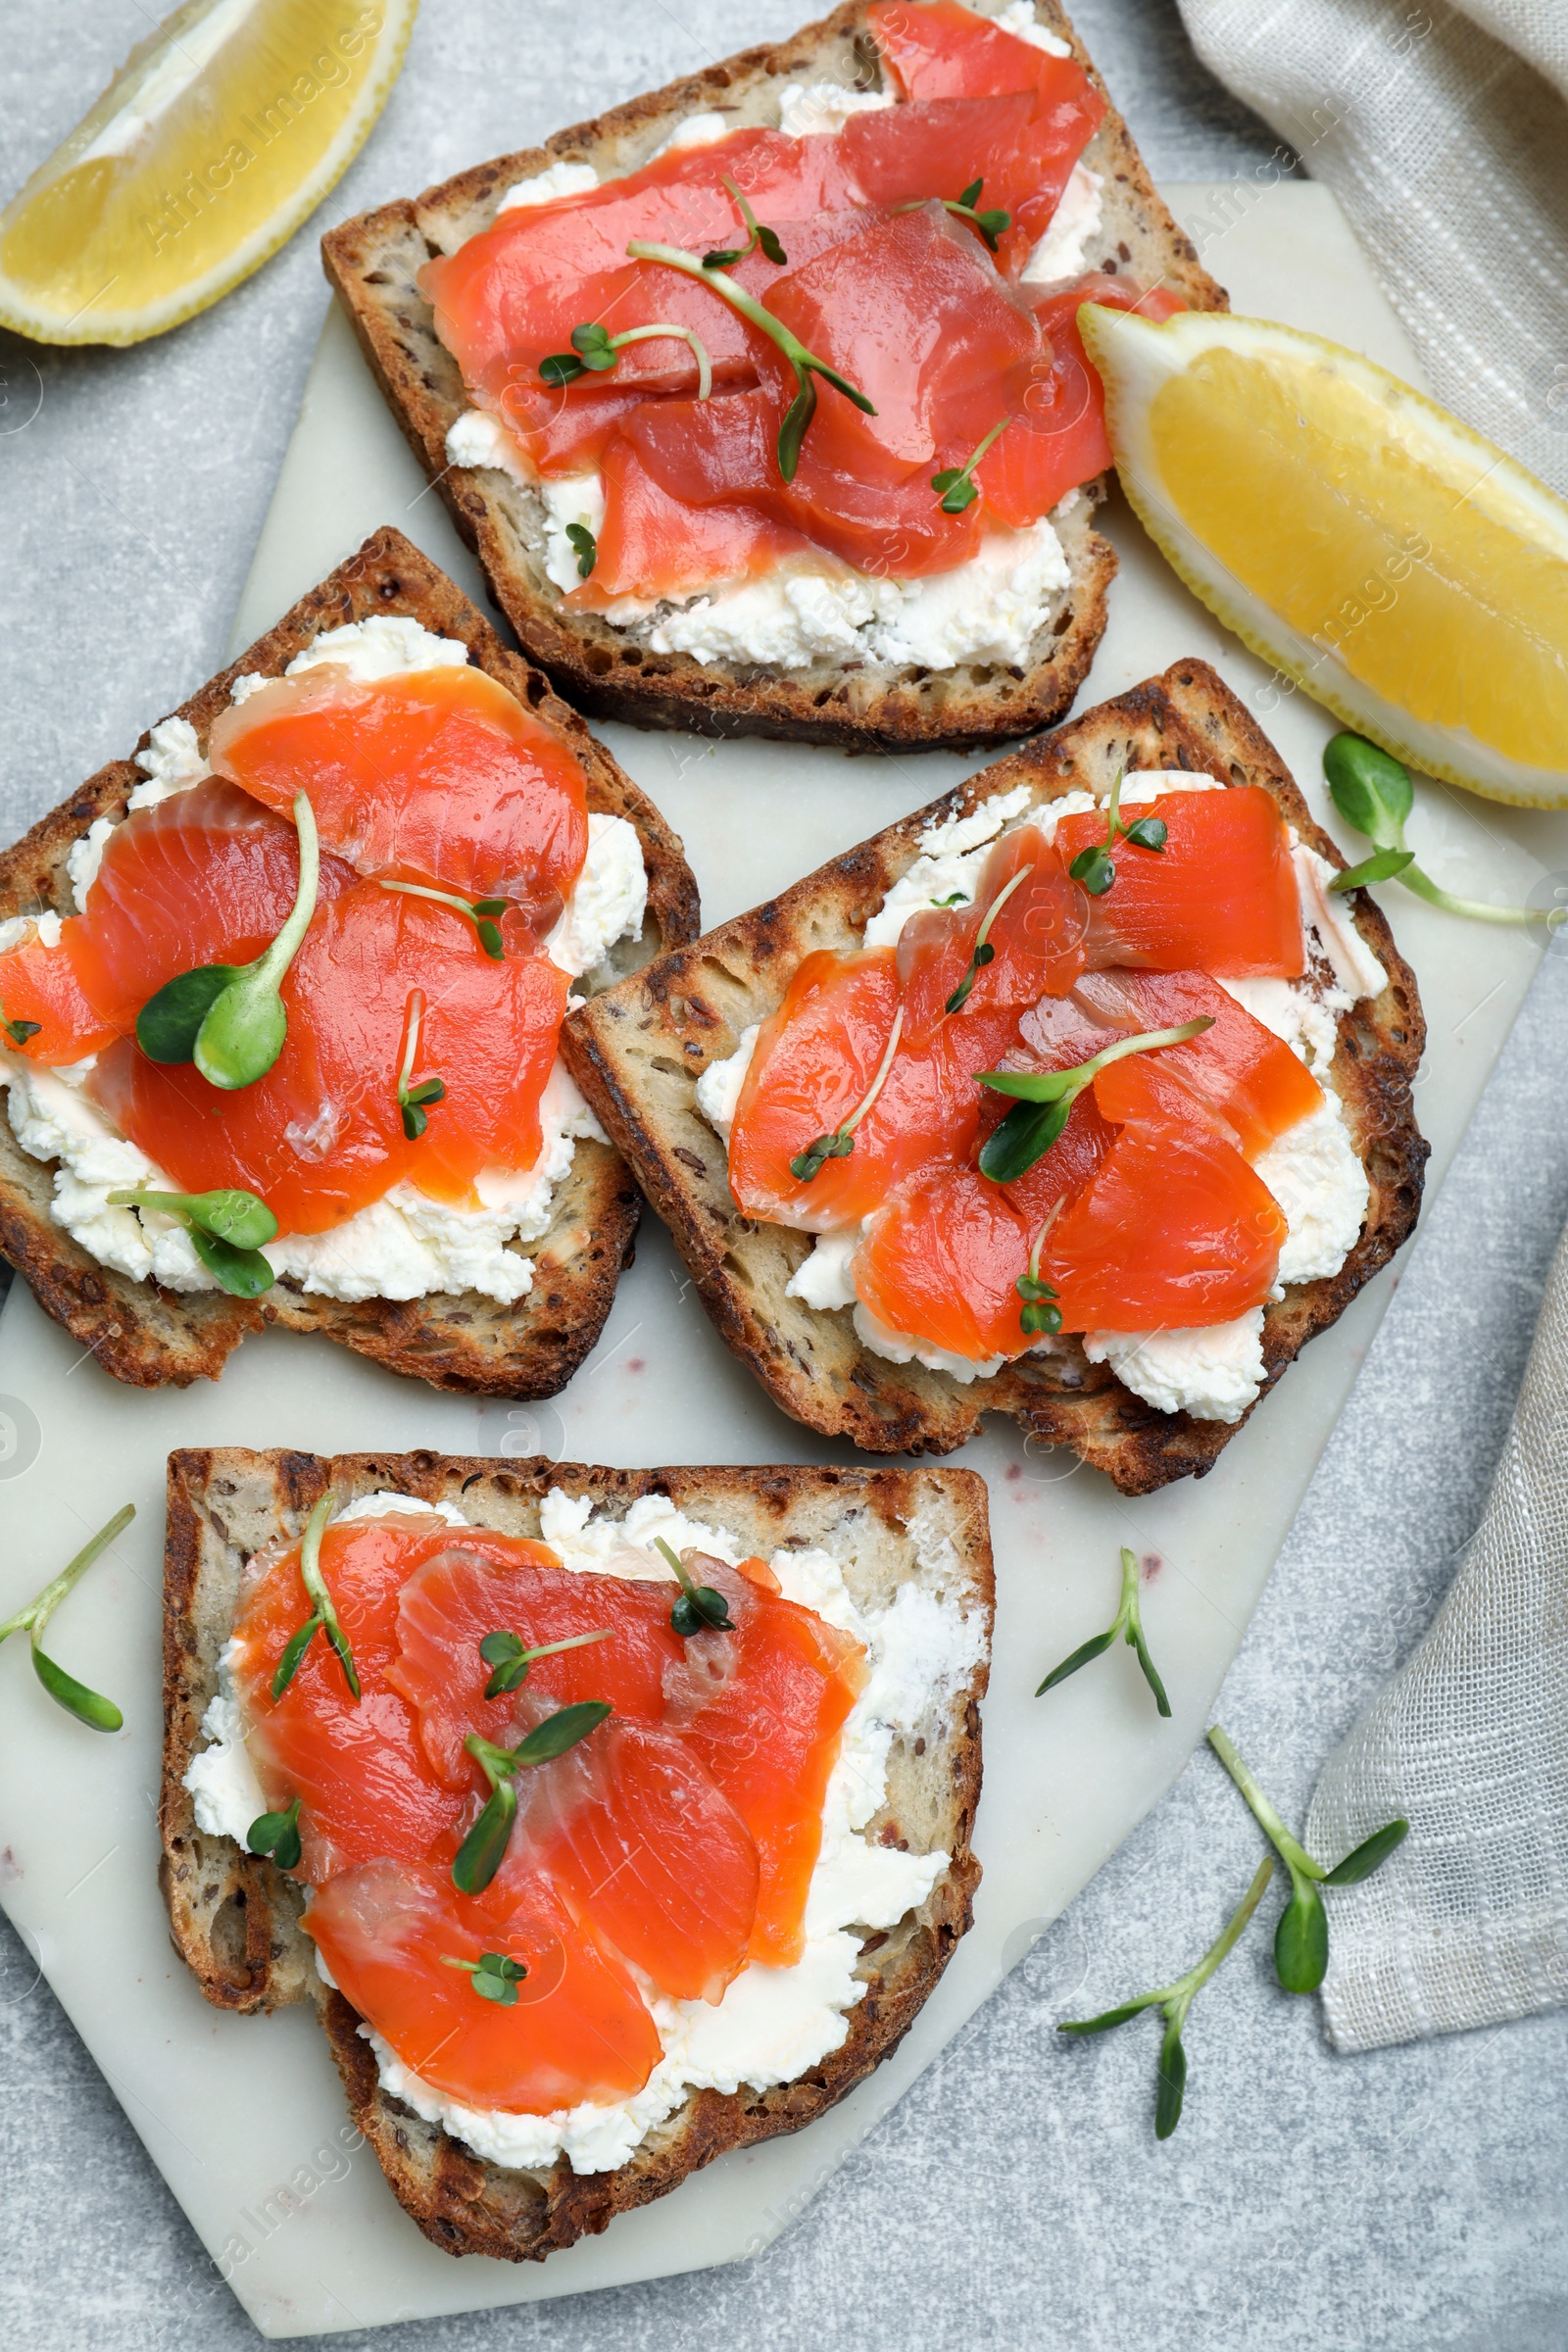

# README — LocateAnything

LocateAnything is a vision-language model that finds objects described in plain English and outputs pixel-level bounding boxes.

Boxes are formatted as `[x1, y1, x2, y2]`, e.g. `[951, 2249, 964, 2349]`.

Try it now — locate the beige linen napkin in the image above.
[1302, 1218, 1568, 2048]
[1173, 0, 1568, 495]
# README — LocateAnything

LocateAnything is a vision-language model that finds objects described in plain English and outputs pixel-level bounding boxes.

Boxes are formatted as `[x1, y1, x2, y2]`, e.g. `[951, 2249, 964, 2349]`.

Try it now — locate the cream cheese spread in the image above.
[1, 620, 641, 1304]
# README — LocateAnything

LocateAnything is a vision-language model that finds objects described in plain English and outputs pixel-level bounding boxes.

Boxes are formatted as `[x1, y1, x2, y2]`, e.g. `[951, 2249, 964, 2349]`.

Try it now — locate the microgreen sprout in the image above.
[377, 880, 511, 959]
[564, 522, 597, 579]
[1016, 1208, 1062, 1338]
[478, 1624, 613, 1700]
[1324, 733, 1564, 927]
[624, 236, 874, 480]
[441, 1949, 527, 2005]
[394, 990, 446, 1142]
[0, 1503, 131, 1732]
[976, 1017, 1213, 1183]
[653, 1536, 735, 1636]
[1206, 1723, 1408, 1994]
[896, 176, 1011, 254]
[137, 792, 319, 1088]
[931, 416, 1010, 514]
[703, 175, 788, 270]
[1066, 766, 1168, 897]
[247, 1795, 303, 1871]
[789, 1009, 904, 1181]
[271, 1495, 361, 1703]
[453, 1703, 613, 1893]
[946, 864, 1033, 1013]
[1037, 1545, 1169, 1716]
[540, 318, 714, 401]
[105, 1185, 277, 1298]
[1057, 1856, 1275, 2138]
[0, 999, 39, 1049]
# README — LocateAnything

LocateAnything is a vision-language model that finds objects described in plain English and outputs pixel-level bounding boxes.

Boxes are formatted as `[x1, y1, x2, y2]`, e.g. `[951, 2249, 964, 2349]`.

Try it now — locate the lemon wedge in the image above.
[1080, 306, 1568, 808]
[0, 0, 416, 346]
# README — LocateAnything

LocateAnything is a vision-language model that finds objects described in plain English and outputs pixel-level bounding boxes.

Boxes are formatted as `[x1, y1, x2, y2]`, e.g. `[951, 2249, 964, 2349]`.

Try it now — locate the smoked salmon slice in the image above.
[0, 781, 356, 1063]
[304, 1860, 662, 2113]
[726, 948, 957, 1232]
[663, 1558, 866, 1968]
[208, 663, 589, 919]
[0, 921, 117, 1062]
[1042, 1119, 1287, 1330]
[574, 435, 811, 608]
[1078, 969, 1323, 1155]
[87, 884, 567, 1232]
[865, 0, 1104, 274]
[854, 1160, 1037, 1361]
[897, 822, 1088, 1045]
[229, 1514, 475, 1883]
[1054, 785, 1305, 976]
[509, 1711, 760, 2005]
[388, 1540, 687, 1783]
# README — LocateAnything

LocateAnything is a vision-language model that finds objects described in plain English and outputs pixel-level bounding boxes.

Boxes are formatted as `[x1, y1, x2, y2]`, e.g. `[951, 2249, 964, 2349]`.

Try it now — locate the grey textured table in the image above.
[3, 6, 1566, 2347]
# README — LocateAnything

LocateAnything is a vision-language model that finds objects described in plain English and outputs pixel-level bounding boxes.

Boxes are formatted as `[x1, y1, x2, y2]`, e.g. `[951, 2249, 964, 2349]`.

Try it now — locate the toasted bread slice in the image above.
[320, 0, 1226, 754]
[563, 661, 1429, 1494]
[160, 1446, 992, 2262]
[0, 527, 699, 1396]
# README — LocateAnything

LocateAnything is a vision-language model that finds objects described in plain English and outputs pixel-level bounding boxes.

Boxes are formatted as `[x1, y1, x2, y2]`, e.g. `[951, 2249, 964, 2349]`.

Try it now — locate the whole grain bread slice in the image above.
[160, 1446, 993, 2263]
[0, 527, 699, 1396]
[562, 660, 1429, 1494]
[319, 0, 1226, 755]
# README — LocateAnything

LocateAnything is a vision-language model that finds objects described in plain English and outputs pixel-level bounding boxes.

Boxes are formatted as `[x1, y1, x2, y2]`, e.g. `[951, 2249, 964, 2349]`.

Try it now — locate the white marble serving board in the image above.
[0, 183, 1561, 2339]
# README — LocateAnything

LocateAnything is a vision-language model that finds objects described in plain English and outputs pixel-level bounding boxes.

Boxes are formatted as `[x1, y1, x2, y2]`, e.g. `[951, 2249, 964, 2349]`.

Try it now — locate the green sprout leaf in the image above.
[1121, 815, 1169, 852]
[478, 1624, 613, 1700]
[1206, 1724, 1409, 1995]
[0, 998, 41, 1049]
[624, 237, 873, 481]
[541, 317, 714, 399]
[442, 1948, 528, 2005]
[1036, 1546, 1170, 1717]
[104, 1184, 278, 1299]
[133, 793, 319, 1091]
[1320, 1818, 1410, 1886]
[977, 1018, 1212, 1184]
[931, 416, 1010, 514]
[1067, 842, 1116, 895]
[453, 1704, 613, 1892]
[271, 1495, 361, 1703]
[655, 1536, 735, 1636]
[789, 1008, 904, 1182]
[247, 1795, 303, 1871]
[564, 522, 598, 579]
[1329, 847, 1417, 894]
[394, 989, 448, 1143]
[452, 1777, 518, 1896]
[897, 177, 1011, 254]
[1323, 732, 1560, 929]
[1057, 1855, 1274, 2140]
[0, 1502, 132, 1733]
[946, 863, 1033, 1013]
[378, 881, 513, 960]
[702, 175, 789, 270]
[1016, 1221, 1062, 1339]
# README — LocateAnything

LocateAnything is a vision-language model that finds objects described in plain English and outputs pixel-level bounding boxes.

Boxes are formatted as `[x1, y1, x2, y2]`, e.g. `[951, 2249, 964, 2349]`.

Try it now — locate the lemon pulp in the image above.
[1148, 347, 1568, 776]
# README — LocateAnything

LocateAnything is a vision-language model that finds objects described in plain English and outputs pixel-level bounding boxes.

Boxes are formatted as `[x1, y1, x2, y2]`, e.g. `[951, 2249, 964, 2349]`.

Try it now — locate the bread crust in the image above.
[160, 1446, 993, 2261]
[563, 661, 1429, 1493]
[319, 0, 1226, 754]
[0, 527, 699, 1396]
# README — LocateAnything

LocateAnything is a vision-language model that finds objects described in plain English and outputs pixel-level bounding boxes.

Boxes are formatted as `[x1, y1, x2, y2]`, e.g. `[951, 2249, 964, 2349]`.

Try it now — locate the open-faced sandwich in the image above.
[564, 662, 1429, 1492]
[161, 1448, 991, 2261]
[0, 528, 696, 1395]
[322, 0, 1224, 752]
